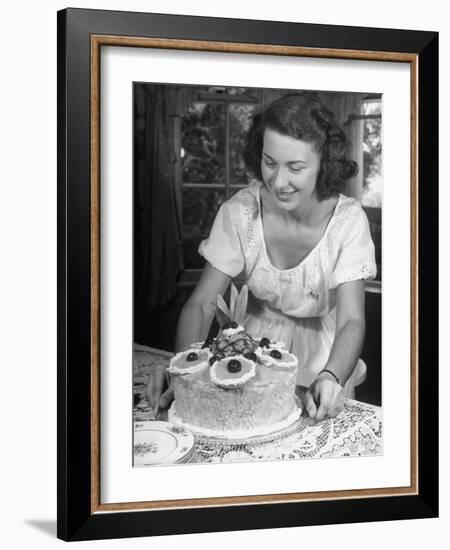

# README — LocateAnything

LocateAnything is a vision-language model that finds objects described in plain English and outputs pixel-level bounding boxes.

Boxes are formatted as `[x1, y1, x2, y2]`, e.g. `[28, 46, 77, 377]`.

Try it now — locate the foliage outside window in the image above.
[180, 89, 258, 270]
[360, 97, 382, 282]
[361, 99, 382, 208]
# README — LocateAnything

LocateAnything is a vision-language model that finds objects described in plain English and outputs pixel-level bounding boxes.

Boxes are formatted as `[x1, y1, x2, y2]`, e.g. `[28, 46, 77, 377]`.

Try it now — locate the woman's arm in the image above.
[146, 262, 231, 412]
[175, 263, 231, 352]
[323, 279, 366, 383]
[305, 280, 366, 421]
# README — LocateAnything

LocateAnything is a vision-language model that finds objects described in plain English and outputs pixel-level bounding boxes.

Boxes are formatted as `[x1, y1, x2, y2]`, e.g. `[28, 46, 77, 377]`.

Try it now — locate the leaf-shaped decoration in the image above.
[216, 294, 231, 327]
[229, 283, 238, 320]
[233, 284, 248, 325]
[215, 308, 229, 328]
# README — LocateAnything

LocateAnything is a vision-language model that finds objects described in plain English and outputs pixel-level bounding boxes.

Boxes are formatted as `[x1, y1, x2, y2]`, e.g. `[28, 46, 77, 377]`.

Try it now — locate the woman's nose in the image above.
[272, 166, 288, 190]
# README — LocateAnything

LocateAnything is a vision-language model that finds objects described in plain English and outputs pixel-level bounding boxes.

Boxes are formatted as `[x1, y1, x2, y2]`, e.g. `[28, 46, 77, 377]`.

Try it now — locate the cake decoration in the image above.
[209, 284, 259, 360]
[168, 348, 210, 375]
[259, 337, 271, 348]
[257, 347, 298, 369]
[210, 355, 256, 388]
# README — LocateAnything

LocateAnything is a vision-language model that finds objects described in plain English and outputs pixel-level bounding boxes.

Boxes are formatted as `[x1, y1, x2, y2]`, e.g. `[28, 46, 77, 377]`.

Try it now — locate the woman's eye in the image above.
[289, 166, 304, 172]
[263, 159, 276, 167]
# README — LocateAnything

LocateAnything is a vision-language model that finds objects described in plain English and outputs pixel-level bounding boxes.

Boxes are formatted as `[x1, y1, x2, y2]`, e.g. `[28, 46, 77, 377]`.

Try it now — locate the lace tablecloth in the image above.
[134, 344, 383, 463]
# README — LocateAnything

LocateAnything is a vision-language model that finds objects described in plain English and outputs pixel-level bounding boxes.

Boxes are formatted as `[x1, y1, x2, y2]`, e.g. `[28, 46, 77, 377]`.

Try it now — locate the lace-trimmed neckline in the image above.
[255, 184, 343, 273]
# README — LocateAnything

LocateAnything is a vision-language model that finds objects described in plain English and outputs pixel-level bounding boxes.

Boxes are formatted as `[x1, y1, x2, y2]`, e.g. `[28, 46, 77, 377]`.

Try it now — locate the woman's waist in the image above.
[245, 300, 336, 328]
[246, 294, 335, 325]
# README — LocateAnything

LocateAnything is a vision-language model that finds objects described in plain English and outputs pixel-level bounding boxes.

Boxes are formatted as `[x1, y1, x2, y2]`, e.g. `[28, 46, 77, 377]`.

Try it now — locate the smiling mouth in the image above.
[276, 190, 297, 199]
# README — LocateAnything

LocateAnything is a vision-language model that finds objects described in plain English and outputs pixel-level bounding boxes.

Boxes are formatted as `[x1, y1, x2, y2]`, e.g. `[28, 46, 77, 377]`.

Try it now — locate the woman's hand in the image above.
[304, 371, 344, 422]
[303, 279, 366, 423]
[144, 364, 174, 415]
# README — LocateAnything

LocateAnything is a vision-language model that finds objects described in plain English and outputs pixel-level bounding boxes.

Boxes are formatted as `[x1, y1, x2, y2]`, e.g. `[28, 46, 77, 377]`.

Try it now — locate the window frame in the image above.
[176, 88, 261, 279]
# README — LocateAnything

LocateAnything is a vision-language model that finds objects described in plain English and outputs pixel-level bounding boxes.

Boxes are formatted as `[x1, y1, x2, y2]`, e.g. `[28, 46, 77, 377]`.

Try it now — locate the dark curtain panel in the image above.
[135, 84, 182, 310]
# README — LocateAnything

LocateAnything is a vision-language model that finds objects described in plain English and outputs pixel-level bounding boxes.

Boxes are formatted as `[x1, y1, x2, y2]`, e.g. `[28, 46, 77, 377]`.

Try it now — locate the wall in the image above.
[0, 1, 446, 549]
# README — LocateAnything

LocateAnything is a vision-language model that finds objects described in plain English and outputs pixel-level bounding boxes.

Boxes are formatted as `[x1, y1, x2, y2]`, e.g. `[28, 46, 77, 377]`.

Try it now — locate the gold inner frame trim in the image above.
[90, 34, 419, 514]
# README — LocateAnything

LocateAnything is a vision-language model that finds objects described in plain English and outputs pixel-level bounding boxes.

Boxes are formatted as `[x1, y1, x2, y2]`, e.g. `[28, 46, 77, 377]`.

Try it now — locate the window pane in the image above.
[229, 103, 258, 185]
[181, 103, 225, 184]
[362, 100, 381, 116]
[182, 188, 226, 269]
[225, 87, 255, 96]
[361, 100, 382, 207]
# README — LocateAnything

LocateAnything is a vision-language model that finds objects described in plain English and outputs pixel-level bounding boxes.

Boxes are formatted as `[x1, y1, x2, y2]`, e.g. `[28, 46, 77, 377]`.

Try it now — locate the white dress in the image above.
[198, 182, 377, 387]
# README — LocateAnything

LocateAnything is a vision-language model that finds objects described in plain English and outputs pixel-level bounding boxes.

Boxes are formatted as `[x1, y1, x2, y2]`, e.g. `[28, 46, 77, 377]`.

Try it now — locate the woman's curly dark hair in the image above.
[244, 92, 358, 200]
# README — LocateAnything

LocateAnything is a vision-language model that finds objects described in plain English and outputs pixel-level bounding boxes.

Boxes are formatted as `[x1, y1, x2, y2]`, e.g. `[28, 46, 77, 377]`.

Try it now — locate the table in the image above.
[134, 344, 382, 463]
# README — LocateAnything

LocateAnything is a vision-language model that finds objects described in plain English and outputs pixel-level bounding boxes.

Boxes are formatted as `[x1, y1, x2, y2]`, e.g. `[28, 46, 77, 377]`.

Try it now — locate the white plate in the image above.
[133, 421, 195, 466]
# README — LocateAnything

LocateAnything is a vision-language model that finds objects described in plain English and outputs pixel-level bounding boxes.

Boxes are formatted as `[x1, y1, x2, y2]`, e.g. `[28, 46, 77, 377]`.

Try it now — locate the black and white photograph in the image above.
[0, 0, 445, 544]
[132, 83, 383, 466]
[50, 4, 439, 542]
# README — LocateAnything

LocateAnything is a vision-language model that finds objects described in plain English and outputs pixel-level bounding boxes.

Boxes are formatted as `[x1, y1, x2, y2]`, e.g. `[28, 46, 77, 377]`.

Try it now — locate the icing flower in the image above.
[256, 347, 297, 369]
[210, 356, 256, 388]
[168, 348, 210, 375]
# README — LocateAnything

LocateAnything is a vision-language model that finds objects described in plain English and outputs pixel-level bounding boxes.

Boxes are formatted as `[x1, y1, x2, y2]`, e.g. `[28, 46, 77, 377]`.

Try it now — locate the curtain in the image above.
[135, 85, 182, 309]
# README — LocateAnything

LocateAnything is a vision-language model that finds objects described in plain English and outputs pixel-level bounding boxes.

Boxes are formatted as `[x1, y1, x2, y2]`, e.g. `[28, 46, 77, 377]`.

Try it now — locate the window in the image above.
[179, 87, 259, 272]
[360, 96, 382, 282]
[361, 98, 382, 208]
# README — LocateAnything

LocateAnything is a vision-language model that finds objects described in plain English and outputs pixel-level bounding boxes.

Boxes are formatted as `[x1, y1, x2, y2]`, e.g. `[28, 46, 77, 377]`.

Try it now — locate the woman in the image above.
[146, 92, 376, 422]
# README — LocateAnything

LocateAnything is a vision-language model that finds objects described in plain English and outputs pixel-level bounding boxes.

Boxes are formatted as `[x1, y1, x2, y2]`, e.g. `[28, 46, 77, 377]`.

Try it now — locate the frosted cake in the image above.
[167, 284, 301, 438]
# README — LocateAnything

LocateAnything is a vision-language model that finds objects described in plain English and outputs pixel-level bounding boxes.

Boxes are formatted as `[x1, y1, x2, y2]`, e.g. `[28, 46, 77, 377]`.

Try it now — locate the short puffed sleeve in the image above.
[329, 204, 377, 288]
[198, 201, 245, 278]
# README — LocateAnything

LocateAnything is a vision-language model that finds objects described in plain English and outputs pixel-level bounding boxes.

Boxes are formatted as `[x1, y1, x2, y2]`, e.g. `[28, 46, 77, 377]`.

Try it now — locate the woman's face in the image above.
[260, 128, 321, 211]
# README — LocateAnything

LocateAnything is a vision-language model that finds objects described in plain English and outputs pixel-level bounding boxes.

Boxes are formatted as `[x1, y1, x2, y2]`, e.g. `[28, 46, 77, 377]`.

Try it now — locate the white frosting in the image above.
[168, 402, 302, 440]
[167, 348, 210, 375]
[210, 356, 256, 388]
[221, 325, 245, 337]
[256, 347, 297, 369]
[190, 342, 204, 349]
[269, 341, 287, 349]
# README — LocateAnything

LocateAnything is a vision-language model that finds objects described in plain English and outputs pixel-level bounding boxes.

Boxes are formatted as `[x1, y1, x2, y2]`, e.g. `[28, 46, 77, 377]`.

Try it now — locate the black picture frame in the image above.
[57, 7, 438, 542]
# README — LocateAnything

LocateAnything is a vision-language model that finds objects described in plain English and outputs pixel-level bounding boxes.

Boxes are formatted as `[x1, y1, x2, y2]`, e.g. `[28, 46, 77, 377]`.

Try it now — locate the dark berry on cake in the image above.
[270, 349, 282, 359]
[259, 337, 270, 348]
[186, 352, 198, 362]
[227, 359, 242, 373]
